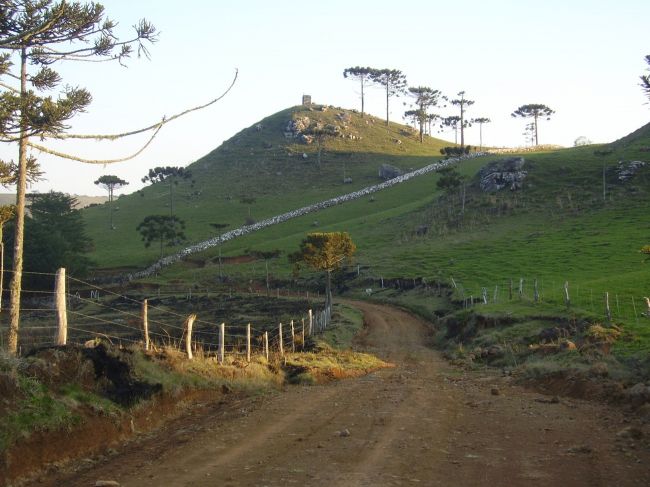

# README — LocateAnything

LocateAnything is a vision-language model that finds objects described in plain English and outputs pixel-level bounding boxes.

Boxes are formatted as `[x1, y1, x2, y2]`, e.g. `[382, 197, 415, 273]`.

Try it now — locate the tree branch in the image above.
[50, 69, 238, 140]
[27, 121, 163, 164]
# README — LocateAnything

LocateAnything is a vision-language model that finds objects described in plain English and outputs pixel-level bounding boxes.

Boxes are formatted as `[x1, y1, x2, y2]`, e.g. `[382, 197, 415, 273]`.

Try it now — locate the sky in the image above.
[1, 0, 649, 197]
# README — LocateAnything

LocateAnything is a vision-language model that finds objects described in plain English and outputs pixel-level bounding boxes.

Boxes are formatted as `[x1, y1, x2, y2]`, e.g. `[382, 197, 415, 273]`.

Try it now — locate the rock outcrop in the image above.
[478, 157, 527, 192]
[616, 160, 646, 182]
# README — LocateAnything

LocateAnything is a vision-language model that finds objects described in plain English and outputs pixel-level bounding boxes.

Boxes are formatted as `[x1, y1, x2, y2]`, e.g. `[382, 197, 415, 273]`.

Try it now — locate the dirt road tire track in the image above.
[27, 301, 649, 486]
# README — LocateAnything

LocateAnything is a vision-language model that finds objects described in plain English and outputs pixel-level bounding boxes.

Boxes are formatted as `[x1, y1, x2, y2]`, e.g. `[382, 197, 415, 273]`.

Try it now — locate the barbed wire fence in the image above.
[0, 268, 333, 360]
[348, 262, 649, 328]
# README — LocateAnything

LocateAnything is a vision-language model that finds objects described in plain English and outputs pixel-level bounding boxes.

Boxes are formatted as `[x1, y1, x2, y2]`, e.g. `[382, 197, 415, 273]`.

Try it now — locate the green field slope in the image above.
[83, 105, 451, 268]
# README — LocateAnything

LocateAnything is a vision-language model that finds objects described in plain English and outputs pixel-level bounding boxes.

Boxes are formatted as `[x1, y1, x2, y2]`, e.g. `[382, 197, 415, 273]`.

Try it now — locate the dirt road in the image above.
[31, 302, 649, 486]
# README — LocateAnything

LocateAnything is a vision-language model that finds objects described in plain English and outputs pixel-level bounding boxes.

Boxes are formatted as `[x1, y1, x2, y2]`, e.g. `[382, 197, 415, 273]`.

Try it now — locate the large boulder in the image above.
[478, 157, 527, 192]
[379, 163, 403, 180]
[616, 160, 646, 182]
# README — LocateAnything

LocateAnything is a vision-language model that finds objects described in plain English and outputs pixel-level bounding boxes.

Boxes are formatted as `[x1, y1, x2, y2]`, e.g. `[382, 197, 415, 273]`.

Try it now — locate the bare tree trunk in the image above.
[534, 113, 539, 145]
[109, 187, 114, 229]
[385, 83, 390, 126]
[8, 47, 29, 356]
[0, 240, 4, 312]
[460, 103, 465, 148]
[169, 179, 174, 217]
[360, 76, 365, 118]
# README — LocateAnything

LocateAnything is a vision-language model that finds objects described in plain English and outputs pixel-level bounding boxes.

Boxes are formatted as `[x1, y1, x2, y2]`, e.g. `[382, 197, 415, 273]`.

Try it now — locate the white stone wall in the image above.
[124, 152, 489, 281]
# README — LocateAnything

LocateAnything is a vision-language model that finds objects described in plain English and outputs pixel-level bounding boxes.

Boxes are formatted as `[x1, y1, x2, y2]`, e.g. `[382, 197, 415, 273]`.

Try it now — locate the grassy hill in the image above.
[80, 104, 650, 363]
[134, 120, 650, 361]
[83, 105, 451, 268]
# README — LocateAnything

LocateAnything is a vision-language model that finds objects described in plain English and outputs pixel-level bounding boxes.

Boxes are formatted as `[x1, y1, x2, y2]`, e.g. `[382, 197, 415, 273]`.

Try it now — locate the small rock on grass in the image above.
[95, 481, 121, 487]
[491, 387, 500, 396]
[339, 429, 351, 437]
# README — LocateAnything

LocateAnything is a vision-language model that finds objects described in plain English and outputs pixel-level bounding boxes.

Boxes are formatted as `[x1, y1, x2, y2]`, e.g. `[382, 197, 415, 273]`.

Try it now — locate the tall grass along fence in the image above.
[0, 268, 333, 360]
[105, 152, 489, 283]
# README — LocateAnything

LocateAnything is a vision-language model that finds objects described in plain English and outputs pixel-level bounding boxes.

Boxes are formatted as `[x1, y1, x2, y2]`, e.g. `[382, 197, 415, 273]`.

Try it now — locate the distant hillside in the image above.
[83, 104, 453, 268]
[0, 193, 107, 208]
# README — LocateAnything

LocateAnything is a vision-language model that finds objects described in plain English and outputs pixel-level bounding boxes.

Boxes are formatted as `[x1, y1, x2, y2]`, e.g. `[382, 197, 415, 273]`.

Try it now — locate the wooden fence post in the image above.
[246, 323, 251, 363]
[308, 309, 313, 336]
[142, 299, 150, 351]
[645, 297, 650, 317]
[509, 278, 513, 300]
[55, 268, 67, 346]
[301, 318, 305, 351]
[278, 322, 284, 357]
[185, 314, 196, 360]
[604, 292, 612, 322]
[264, 331, 269, 361]
[219, 322, 225, 364]
[518, 278, 524, 298]
[534, 279, 539, 303]
[564, 281, 570, 308]
[290, 320, 295, 353]
[493, 285, 498, 303]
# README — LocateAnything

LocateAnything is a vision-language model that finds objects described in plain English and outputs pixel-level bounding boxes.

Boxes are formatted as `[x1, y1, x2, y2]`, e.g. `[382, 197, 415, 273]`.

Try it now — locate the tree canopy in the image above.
[472, 117, 491, 150]
[0, 0, 156, 355]
[406, 86, 441, 143]
[511, 104, 555, 146]
[94, 174, 128, 229]
[641, 55, 650, 101]
[136, 214, 186, 258]
[4, 192, 93, 289]
[448, 91, 474, 148]
[371, 68, 408, 126]
[142, 166, 192, 216]
[343, 66, 375, 118]
[289, 232, 356, 307]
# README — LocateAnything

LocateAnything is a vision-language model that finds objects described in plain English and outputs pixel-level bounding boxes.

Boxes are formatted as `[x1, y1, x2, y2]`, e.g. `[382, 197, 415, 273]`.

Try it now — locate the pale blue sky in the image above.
[1, 0, 649, 196]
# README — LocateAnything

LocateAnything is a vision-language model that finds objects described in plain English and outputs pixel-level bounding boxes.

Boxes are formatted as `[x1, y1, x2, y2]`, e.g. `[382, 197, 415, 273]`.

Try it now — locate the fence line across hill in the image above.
[0, 268, 333, 360]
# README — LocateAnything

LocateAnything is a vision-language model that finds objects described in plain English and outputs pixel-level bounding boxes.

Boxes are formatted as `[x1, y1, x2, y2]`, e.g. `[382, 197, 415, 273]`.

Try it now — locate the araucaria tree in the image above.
[142, 166, 192, 217]
[371, 69, 408, 126]
[94, 175, 128, 229]
[511, 104, 555, 146]
[343, 66, 376, 118]
[641, 55, 650, 101]
[440, 116, 461, 145]
[405, 86, 441, 143]
[473, 117, 491, 150]
[0, 0, 156, 355]
[289, 232, 356, 309]
[137, 215, 186, 258]
[448, 91, 474, 148]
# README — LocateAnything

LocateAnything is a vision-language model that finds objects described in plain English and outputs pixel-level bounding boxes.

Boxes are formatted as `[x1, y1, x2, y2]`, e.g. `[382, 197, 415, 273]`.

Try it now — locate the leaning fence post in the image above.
[246, 323, 251, 363]
[290, 320, 295, 353]
[264, 331, 269, 361]
[142, 299, 150, 351]
[278, 322, 284, 357]
[185, 314, 196, 360]
[308, 309, 313, 336]
[218, 322, 225, 364]
[55, 268, 67, 346]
